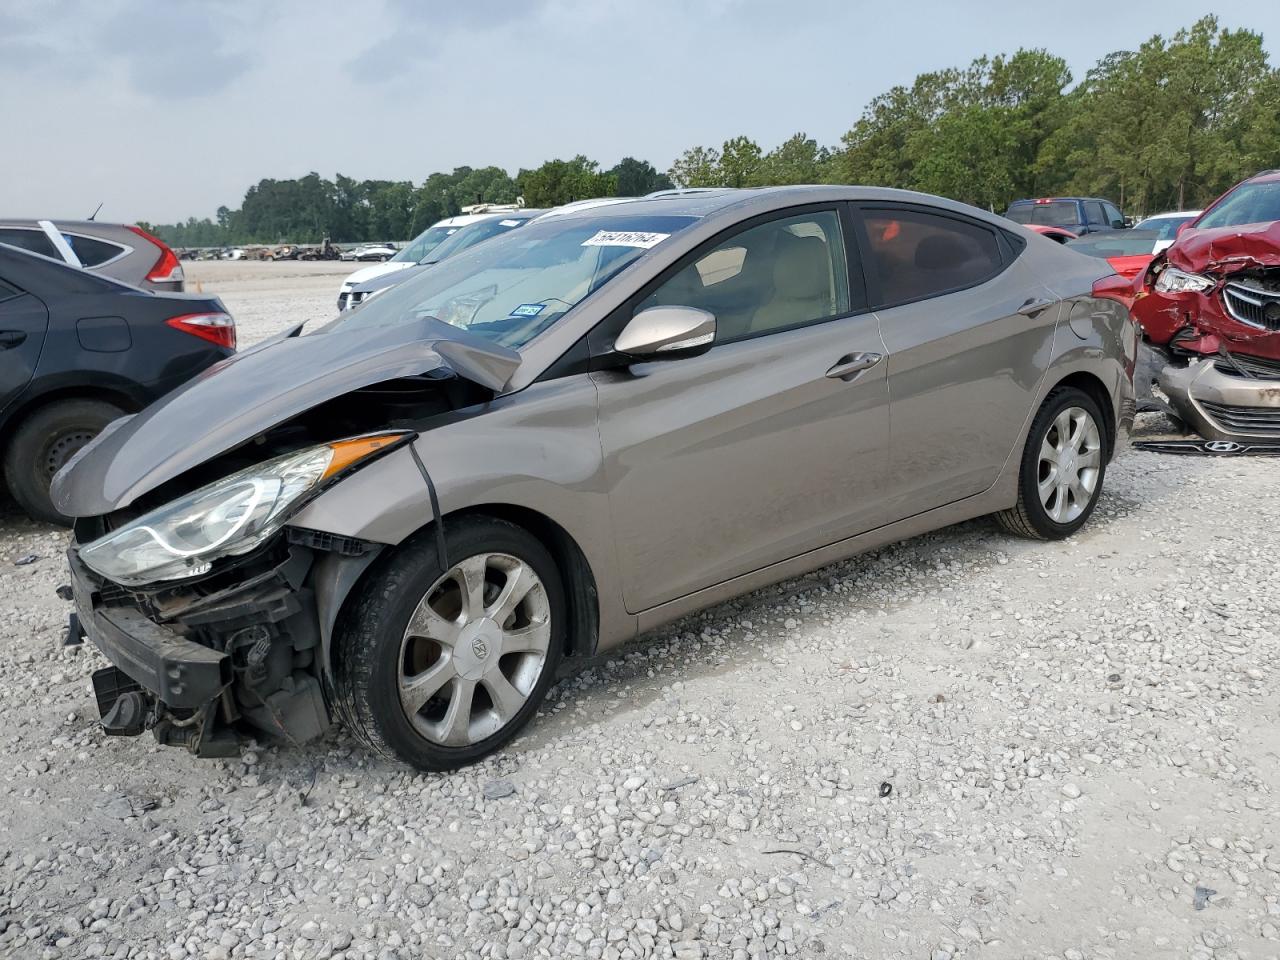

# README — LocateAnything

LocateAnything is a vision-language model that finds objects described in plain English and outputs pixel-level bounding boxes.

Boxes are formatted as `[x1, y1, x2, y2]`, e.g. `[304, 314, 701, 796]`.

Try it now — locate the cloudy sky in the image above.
[3, 0, 1277, 223]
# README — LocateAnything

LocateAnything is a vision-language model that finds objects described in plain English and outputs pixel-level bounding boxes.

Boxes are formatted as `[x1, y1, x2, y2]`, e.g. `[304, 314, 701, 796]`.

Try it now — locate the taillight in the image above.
[127, 224, 185, 285]
[166, 312, 236, 349]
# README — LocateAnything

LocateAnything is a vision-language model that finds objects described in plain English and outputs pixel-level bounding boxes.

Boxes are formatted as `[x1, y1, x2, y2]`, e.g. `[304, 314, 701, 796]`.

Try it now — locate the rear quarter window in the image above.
[64, 233, 127, 267]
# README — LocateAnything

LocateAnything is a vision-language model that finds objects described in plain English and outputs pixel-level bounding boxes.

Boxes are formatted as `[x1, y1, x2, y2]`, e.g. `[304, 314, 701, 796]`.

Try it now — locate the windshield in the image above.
[1066, 230, 1159, 258]
[320, 214, 697, 350]
[1134, 215, 1196, 240]
[1007, 201, 1079, 227]
[1196, 181, 1280, 230]
[422, 216, 530, 264]
[391, 225, 459, 263]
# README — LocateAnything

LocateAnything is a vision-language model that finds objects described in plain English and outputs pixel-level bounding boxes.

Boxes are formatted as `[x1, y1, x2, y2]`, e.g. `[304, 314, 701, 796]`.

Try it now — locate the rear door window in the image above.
[0, 228, 60, 260]
[860, 207, 1006, 307]
[63, 233, 127, 267]
[1085, 201, 1107, 226]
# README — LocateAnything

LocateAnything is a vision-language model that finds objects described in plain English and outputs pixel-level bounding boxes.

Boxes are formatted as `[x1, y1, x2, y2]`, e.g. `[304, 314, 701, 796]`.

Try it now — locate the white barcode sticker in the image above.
[581, 230, 670, 249]
[499, 219, 521, 226]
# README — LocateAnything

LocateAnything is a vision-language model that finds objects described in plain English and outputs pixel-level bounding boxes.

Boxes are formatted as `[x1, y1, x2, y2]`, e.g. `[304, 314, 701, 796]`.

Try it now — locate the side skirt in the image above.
[632, 485, 1011, 638]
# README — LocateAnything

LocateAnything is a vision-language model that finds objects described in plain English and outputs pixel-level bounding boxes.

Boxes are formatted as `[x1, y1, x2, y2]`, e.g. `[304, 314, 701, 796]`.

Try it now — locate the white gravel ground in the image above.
[1, 263, 1277, 960]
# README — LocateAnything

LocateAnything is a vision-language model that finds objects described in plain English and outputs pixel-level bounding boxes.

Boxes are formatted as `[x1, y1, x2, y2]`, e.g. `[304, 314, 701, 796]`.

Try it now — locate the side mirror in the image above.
[1113, 219, 1128, 229]
[1176, 222, 1192, 237]
[615, 305, 716, 360]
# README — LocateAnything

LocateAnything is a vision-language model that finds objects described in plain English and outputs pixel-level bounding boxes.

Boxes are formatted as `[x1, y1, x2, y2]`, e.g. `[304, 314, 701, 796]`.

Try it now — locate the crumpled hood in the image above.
[1166, 220, 1280, 275]
[52, 318, 520, 517]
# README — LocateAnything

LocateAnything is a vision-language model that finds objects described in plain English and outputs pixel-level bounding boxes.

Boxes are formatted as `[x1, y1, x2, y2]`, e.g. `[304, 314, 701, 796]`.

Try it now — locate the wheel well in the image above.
[1052, 372, 1116, 456]
[0, 385, 138, 451]
[448, 504, 600, 661]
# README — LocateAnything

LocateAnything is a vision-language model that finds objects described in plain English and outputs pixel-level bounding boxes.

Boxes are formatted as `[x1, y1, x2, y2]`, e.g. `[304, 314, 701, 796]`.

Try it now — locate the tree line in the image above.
[147, 16, 1279, 247]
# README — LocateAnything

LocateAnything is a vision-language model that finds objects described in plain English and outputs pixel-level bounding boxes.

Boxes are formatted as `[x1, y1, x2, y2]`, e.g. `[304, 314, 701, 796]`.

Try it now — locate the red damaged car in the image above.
[1130, 169, 1280, 441]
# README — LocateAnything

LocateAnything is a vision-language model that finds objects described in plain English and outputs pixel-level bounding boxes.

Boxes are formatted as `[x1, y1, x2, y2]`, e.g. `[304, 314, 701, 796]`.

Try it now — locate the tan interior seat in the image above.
[748, 233, 833, 334]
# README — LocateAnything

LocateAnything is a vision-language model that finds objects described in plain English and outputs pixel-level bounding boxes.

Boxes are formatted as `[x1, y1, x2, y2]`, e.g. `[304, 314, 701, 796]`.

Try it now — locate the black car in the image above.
[0, 245, 235, 523]
[1005, 197, 1128, 235]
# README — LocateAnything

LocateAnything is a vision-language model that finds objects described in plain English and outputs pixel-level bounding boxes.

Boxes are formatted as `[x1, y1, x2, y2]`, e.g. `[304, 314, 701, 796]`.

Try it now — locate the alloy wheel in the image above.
[397, 552, 551, 746]
[1037, 406, 1102, 524]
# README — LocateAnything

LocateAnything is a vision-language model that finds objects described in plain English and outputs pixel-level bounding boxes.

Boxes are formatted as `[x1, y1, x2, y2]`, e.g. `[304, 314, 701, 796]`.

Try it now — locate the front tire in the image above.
[996, 387, 1107, 540]
[334, 516, 565, 771]
[3, 398, 124, 525]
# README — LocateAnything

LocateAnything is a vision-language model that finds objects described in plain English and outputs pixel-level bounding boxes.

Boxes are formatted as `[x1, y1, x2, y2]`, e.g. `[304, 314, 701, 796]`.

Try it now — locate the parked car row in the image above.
[21, 172, 1276, 771]
[1124, 170, 1280, 442]
[1005, 178, 1280, 446]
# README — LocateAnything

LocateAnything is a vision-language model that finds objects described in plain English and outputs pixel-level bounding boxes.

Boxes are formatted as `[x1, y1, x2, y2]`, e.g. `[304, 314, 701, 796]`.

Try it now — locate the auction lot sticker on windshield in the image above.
[582, 230, 670, 249]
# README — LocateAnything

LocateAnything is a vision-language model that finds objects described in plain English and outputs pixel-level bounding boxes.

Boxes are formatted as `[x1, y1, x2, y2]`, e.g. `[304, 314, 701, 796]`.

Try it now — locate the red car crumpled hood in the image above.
[1133, 220, 1280, 361]
[1165, 220, 1280, 274]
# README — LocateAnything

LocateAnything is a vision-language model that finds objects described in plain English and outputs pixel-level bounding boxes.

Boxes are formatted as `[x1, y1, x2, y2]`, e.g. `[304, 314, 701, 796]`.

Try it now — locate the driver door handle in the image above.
[0, 330, 27, 350]
[1017, 297, 1055, 317]
[825, 351, 883, 381]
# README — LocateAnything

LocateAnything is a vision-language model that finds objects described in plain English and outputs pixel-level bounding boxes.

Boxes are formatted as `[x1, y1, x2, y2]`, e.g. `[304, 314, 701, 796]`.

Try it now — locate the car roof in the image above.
[543, 185, 1017, 226]
[1007, 197, 1108, 205]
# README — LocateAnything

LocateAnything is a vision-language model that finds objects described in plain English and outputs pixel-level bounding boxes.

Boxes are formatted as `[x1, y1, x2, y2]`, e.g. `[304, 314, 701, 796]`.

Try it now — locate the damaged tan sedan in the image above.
[55, 187, 1135, 771]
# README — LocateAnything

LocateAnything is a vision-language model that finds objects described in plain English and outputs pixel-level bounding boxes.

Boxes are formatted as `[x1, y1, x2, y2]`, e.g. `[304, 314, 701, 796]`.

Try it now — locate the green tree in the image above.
[669, 145, 721, 187]
[516, 156, 615, 206]
[608, 157, 673, 196]
[717, 136, 763, 187]
[752, 133, 830, 185]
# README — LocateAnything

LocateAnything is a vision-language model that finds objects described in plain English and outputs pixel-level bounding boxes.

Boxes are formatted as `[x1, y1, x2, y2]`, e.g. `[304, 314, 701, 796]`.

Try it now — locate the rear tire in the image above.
[334, 516, 566, 771]
[996, 387, 1107, 540]
[3, 398, 124, 525]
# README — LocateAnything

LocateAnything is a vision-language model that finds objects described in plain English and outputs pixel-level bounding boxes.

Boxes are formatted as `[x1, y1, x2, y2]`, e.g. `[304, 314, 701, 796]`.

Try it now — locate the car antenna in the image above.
[87, 202, 104, 221]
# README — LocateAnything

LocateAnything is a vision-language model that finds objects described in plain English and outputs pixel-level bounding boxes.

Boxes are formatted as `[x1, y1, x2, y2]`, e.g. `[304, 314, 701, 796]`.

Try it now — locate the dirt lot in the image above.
[1, 262, 1277, 960]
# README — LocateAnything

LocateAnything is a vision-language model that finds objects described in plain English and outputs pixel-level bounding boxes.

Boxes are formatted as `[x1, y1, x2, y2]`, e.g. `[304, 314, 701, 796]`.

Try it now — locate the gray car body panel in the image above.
[288, 189, 1135, 657]
[65, 186, 1135, 662]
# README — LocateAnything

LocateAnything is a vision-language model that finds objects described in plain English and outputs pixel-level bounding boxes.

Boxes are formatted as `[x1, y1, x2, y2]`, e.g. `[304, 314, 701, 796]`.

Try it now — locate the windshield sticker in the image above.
[499, 219, 521, 227]
[510, 303, 546, 317]
[581, 230, 670, 249]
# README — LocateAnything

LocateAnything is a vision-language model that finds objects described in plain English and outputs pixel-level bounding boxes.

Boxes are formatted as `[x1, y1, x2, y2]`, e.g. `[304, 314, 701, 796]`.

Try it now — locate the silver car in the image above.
[0, 219, 184, 291]
[56, 187, 1136, 770]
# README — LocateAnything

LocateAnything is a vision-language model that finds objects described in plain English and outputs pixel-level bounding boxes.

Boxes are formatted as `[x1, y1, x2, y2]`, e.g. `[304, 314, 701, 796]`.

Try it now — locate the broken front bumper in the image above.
[67, 538, 340, 756]
[1159, 357, 1280, 441]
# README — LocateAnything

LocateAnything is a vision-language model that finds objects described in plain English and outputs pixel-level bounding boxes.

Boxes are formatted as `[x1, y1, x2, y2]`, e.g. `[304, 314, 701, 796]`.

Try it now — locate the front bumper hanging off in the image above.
[1158, 356, 1280, 442]
[66, 535, 367, 757]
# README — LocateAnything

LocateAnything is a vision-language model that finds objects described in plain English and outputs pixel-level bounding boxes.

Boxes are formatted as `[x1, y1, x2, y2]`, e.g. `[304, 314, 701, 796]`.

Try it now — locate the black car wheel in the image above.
[996, 386, 1108, 540]
[334, 516, 566, 771]
[3, 398, 124, 525]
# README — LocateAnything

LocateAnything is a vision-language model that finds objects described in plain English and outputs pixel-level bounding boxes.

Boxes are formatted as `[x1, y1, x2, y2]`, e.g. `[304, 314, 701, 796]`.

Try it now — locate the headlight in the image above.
[80, 434, 407, 586]
[1154, 267, 1214, 294]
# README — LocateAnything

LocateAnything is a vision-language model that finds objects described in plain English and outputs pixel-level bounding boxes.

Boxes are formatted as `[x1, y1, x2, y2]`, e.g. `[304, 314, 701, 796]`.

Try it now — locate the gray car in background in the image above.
[56, 186, 1135, 771]
[0, 219, 185, 291]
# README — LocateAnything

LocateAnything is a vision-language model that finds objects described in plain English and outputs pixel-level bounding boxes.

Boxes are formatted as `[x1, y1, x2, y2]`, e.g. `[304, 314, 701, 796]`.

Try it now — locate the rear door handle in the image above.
[0, 330, 27, 350]
[1017, 297, 1055, 317]
[825, 351, 883, 381]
